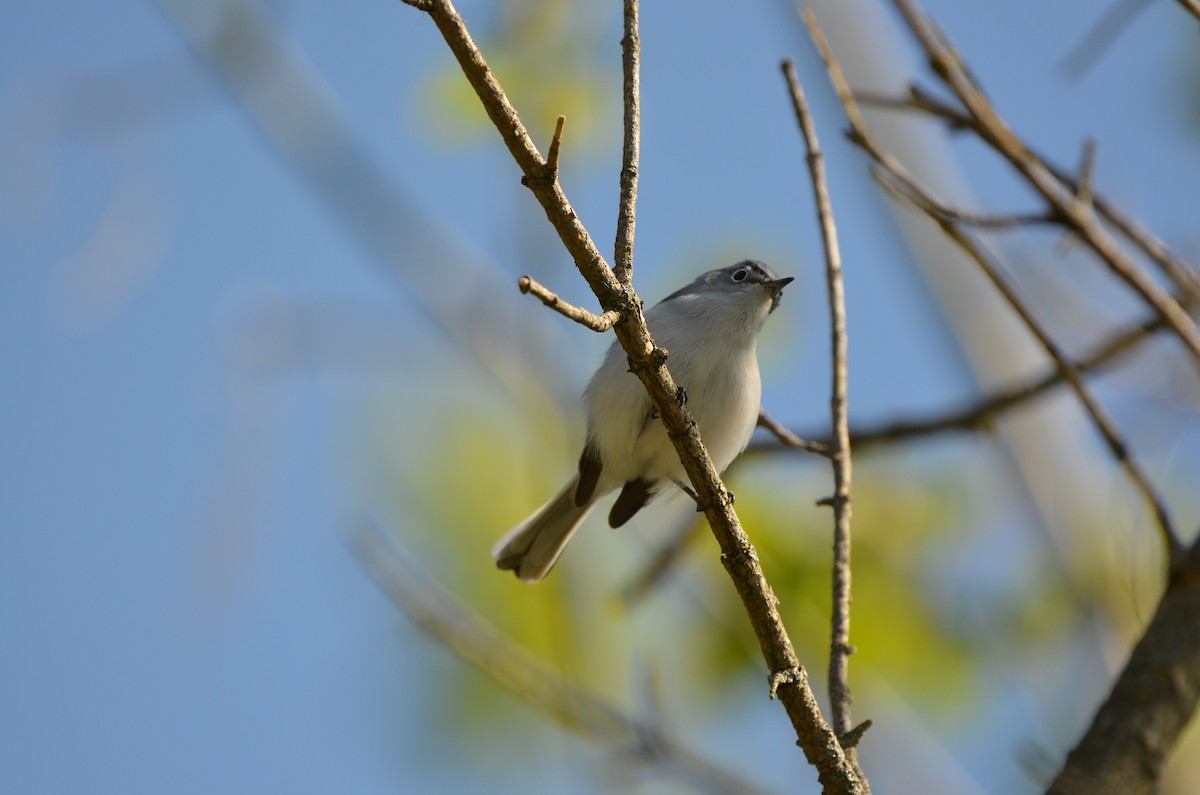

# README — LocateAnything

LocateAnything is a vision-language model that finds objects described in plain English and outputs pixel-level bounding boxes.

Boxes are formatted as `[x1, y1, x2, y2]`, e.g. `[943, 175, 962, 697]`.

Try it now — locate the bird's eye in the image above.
[732, 268, 748, 282]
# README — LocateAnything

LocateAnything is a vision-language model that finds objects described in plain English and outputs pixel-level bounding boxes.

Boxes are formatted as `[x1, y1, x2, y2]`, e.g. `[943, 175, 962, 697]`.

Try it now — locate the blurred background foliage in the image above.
[3, 0, 1199, 793]
[418, 0, 617, 152]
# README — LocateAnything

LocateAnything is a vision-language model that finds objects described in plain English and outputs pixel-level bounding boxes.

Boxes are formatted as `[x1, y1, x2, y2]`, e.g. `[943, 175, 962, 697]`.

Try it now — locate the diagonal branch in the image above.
[805, 0, 1184, 569]
[782, 48, 868, 781]
[857, 85, 1200, 308]
[888, 0, 1200, 371]
[843, 308, 1166, 448]
[398, 2, 863, 790]
[757, 410, 832, 456]
[874, 168, 1186, 570]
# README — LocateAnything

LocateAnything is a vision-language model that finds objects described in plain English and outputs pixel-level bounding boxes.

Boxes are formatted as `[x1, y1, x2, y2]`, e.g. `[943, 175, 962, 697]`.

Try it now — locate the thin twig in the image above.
[545, 114, 566, 175]
[782, 48, 865, 786]
[1042, 155, 1200, 305]
[348, 521, 780, 795]
[613, 0, 641, 285]
[746, 305, 1176, 458]
[757, 410, 831, 456]
[400, 3, 862, 789]
[518, 275, 620, 332]
[808, 0, 1185, 569]
[874, 169, 1186, 570]
[858, 86, 1200, 305]
[889, 0, 1200, 371]
[917, 208, 1055, 229]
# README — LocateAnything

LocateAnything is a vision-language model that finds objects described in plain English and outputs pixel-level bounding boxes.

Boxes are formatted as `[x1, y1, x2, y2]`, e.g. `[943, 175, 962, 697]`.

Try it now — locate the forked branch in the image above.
[397, 1, 863, 790]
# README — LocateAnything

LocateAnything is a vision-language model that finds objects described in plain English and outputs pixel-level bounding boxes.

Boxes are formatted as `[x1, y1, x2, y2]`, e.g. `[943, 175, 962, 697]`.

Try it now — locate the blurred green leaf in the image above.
[413, 0, 617, 154]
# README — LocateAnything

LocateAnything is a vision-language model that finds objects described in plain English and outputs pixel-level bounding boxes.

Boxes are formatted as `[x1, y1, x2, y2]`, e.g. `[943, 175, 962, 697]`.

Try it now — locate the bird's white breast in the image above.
[582, 289, 765, 492]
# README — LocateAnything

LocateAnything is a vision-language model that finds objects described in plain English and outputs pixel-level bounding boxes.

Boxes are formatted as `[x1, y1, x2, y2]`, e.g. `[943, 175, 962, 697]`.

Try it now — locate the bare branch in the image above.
[873, 168, 1186, 569]
[1042, 157, 1200, 306]
[348, 521, 781, 795]
[805, 0, 1185, 568]
[858, 86, 1200, 306]
[613, 0, 641, 285]
[783, 44, 866, 789]
[518, 275, 620, 332]
[869, 314, 1161, 446]
[757, 410, 831, 456]
[919, 208, 1056, 229]
[400, 3, 862, 789]
[889, 0, 1200, 370]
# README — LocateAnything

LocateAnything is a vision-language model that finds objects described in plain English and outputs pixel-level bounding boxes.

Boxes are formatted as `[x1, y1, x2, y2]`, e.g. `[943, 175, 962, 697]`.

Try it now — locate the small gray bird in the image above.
[492, 260, 793, 582]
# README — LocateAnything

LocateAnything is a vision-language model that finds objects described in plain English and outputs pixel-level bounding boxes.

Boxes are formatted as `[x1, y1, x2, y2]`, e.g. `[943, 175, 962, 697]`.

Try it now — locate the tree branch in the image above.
[613, 0, 641, 285]
[399, 2, 862, 790]
[889, 0, 1200, 371]
[518, 274, 620, 332]
[783, 45, 867, 790]
[811, 10, 1200, 787]
[857, 85, 1200, 307]
[757, 410, 831, 456]
[874, 167, 1185, 570]
[805, 13, 1185, 569]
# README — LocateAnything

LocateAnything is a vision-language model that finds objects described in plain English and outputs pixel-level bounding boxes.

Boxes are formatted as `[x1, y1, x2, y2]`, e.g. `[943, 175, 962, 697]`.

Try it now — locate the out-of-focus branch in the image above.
[398, 2, 863, 789]
[757, 411, 831, 456]
[808, 5, 1185, 568]
[856, 85, 1200, 308]
[782, 48, 869, 781]
[874, 167, 1185, 569]
[888, 0, 1200, 369]
[749, 306, 1173, 456]
[810, 5, 1200, 787]
[348, 521, 780, 795]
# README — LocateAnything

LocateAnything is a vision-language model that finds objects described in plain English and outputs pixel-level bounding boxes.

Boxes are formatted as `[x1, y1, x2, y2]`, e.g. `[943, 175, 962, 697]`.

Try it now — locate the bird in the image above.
[492, 260, 793, 582]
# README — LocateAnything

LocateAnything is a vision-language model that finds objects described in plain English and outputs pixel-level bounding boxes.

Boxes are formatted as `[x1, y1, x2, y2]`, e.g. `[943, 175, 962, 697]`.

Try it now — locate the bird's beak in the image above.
[764, 276, 794, 299]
